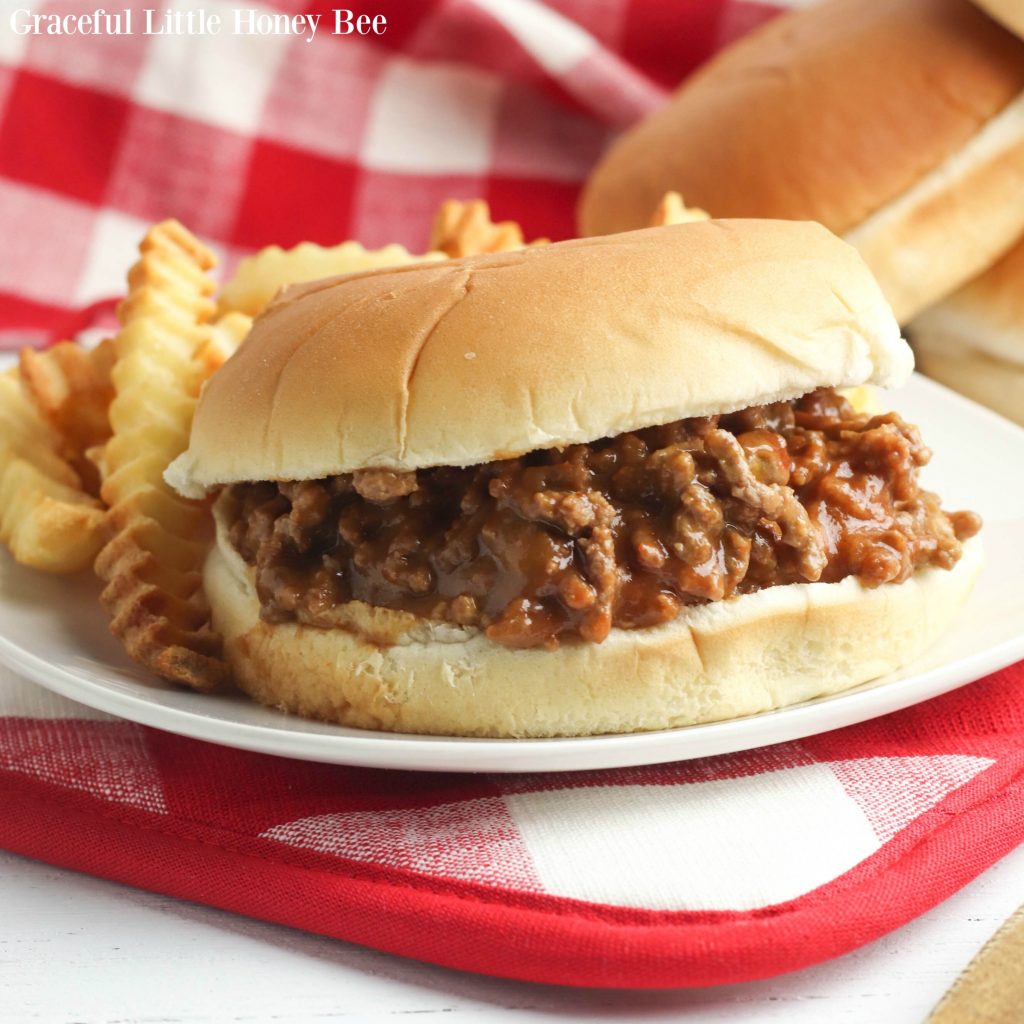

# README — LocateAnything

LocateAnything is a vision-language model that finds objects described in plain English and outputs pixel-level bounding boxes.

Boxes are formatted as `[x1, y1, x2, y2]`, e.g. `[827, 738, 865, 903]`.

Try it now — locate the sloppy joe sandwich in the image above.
[912, 236, 1024, 426]
[165, 221, 982, 738]
[578, 0, 1024, 324]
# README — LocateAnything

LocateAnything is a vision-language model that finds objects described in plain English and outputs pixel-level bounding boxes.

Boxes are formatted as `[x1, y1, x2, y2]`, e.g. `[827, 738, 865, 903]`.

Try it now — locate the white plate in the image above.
[1, 373, 1023, 773]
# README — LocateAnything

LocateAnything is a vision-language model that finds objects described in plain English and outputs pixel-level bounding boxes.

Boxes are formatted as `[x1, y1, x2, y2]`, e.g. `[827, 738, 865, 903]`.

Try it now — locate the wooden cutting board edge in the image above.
[926, 903, 1024, 1024]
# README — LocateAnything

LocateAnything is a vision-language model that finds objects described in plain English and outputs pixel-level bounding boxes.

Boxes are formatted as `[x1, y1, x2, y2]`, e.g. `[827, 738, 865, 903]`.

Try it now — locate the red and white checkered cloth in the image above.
[0, 0, 780, 348]
[2, 662, 1024, 987]
[2, 0, 1024, 990]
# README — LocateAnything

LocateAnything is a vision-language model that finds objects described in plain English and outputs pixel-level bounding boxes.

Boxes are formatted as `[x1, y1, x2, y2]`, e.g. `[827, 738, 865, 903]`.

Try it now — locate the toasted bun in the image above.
[206, 498, 983, 738]
[577, 0, 1024, 323]
[167, 221, 908, 495]
[973, 0, 1024, 38]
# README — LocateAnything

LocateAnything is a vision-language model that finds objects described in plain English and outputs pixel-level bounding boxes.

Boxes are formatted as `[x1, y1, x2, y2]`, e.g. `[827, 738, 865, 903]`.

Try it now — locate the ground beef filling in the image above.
[227, 389, 981, 650]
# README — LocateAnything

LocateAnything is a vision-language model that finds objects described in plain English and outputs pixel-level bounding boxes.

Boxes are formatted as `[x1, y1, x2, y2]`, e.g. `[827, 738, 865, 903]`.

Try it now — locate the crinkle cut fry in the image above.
[194, 311, 252, 378]
[0, 370, 105, 574]
[217, 197, 537, 321]
[429, 199, 548, 258]
[96, 219, 229, 690]
[649, 191, 710, 227]
[217, 239, 445, 319]
[19, 338, 116, 496]
[19, 339, 116, 449]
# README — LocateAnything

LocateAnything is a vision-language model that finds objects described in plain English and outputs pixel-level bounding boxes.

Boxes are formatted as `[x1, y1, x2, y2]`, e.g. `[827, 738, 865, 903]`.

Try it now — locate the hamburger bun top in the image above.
[579, 0, 1024, 240]
[167, 220, 909, 496]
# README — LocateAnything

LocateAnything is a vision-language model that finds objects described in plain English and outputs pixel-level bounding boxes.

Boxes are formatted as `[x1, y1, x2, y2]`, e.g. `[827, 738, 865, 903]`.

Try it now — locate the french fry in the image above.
[649, 191, 710, 227]
[194, 311, 252, 379]
[0, 371, 105, 573]
[218, 241, 445, 319]
[18, 339, 115, 495]
[218, 201, 537, 319]
[429, 199, 547, 258]
[18, 339, 115, 448]
[95, 219, 228, 690]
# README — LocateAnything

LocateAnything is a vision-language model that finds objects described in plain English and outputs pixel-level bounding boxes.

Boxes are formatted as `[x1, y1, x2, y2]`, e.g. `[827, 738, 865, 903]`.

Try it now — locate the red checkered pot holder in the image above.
[2, 0, 1024, 990]
[2, 665, 1023, 988]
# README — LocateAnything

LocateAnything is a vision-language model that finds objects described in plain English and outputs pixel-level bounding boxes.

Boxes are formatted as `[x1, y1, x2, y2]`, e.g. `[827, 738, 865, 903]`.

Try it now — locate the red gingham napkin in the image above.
[2, 0, 1024, 990]
[0, 0, 781, 349]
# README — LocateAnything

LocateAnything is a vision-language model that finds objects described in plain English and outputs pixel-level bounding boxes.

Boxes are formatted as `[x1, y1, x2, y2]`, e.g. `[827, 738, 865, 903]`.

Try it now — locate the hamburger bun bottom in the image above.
[206, 506, 983, 738]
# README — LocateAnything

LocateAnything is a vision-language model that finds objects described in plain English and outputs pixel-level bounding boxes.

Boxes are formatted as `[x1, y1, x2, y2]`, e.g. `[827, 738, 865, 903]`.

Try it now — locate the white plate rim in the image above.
[3, 583, 1023, 774]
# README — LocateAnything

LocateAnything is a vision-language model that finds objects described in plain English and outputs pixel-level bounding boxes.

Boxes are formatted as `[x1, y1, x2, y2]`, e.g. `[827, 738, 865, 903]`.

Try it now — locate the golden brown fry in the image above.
[218, 241, 445, 319]
[649, 191, 710, 227]
[193, 311, 252, 380]
[18, 339, 115, 495]
[0, 371, 105, 573]
[429, 199, 548, 258]
[0, 461, 105, 573]
[18, 339, 115, 447]
[96, 219, 228, 690]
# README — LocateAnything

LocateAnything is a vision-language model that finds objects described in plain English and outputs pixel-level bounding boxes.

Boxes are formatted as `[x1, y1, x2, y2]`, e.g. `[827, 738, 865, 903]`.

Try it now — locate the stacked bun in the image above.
[912, 238, 1024, 425]
[578, 0, 1024, 324]
[908, 2, 1024, 423]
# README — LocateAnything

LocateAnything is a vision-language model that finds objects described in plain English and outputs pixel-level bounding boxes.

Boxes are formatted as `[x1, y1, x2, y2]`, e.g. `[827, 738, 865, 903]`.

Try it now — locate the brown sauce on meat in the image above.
[228, 389, 981, 649]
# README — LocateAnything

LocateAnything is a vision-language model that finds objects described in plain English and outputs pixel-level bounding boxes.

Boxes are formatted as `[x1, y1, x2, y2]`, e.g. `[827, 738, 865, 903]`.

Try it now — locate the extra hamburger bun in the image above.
[167, 221, 979, 739]
[577, 0, 1024, 324]
[912, 237, 1024, 425]
[167, 220, 909, 496]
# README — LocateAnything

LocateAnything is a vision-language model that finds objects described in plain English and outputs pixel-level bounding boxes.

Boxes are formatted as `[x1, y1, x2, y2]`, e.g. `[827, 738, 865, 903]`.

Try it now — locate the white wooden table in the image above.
[1, 841, 1022, 1024]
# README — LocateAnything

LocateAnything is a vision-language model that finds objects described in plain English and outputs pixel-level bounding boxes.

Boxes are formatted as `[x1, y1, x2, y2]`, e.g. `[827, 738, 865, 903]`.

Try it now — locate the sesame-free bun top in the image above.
[579, 0, 1024, 236]
[167, 220, 909, 496]
[577, 0, 1024, 321]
